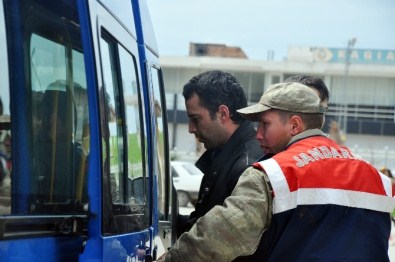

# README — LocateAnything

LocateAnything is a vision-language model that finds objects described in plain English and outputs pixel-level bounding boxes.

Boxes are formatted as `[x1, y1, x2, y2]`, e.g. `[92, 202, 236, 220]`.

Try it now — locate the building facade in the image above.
[161, 46, 395, 169]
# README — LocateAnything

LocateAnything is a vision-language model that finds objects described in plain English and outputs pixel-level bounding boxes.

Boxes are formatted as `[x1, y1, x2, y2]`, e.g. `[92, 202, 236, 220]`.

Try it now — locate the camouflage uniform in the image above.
[163, 166, 272, 261]
[159, 130, 327, 262]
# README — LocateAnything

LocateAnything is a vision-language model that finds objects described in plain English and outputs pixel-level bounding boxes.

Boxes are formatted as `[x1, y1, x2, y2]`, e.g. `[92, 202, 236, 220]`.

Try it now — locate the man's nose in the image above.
[256, 125, 263, 140]
[188, 120, 196, 134]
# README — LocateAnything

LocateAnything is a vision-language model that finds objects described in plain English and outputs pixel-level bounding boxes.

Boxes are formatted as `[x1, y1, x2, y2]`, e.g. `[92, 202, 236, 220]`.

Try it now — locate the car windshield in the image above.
[182, 164, 202, 176]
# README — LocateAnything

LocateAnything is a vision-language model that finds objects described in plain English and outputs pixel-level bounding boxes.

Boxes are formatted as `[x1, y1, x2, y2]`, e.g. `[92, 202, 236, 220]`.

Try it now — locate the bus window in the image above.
[118, 45, 146, 205]
[99, 38, 124, 205]
[99, 31, 148, 234]
[151, 67, 170, 219]
[30, 36, 89, 206]
[4, 0, 89, 215]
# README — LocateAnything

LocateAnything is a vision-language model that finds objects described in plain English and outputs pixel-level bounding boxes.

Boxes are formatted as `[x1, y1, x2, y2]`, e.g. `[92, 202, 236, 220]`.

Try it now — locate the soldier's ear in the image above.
[289, 115, 303, 135]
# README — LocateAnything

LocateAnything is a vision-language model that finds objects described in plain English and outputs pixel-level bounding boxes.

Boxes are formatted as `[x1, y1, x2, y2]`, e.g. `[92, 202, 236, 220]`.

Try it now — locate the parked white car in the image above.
[171, 161, 203, 207]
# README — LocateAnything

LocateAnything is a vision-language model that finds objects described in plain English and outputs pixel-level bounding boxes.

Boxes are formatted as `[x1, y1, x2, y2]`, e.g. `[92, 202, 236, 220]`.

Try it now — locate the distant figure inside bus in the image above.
[33, 80, 87, 205]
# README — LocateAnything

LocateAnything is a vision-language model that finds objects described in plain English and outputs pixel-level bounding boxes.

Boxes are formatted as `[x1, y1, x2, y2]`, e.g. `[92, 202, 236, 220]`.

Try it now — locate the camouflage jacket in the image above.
[158, 129, 327, 262]
[162, 167, 273, 262]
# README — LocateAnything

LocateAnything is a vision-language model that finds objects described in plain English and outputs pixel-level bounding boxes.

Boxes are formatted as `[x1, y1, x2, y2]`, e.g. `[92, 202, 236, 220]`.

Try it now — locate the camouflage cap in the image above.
[237, 82, 326, 121]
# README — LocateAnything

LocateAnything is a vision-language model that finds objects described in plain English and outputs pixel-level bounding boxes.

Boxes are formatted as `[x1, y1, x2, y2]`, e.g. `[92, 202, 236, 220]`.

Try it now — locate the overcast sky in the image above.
[147, 0, 395, 60]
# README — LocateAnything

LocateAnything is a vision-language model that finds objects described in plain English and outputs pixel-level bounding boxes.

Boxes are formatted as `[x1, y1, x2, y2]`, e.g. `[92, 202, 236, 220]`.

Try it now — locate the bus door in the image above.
[90, 2, 153, 260]
[0, 0, 89, 260]
[146, 61, 176, 255]
[132, 0, 176, 255]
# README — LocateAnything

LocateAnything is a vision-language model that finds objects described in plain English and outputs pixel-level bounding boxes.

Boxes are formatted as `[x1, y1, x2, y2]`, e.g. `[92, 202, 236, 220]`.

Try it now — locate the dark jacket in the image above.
[178, 120, 263, 236]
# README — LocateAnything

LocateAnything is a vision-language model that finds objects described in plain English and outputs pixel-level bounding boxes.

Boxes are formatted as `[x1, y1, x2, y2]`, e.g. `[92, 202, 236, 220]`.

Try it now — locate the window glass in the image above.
[99, 32, 147, 234]
[30, 39, 89, 207]
[151, 68, 170, 218]
[3, 0, 89, 215]
[118, 45, 145, 205]
[99, 38, 124, 204]
[171, 167, 178, 178]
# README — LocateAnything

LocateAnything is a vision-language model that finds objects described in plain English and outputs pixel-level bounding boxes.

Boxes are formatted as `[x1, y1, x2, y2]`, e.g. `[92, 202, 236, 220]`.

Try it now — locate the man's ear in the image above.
[217, 105, 230, 122]
[289, 115, 304, 135]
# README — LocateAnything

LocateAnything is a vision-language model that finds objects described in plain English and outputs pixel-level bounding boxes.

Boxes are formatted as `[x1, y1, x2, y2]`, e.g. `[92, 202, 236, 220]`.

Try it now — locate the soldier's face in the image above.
[256, 110, 293, 155]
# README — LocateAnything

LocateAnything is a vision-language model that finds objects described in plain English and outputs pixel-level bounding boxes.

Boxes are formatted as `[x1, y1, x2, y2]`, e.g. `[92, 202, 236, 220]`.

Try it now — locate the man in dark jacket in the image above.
[177, 70, 263, 236]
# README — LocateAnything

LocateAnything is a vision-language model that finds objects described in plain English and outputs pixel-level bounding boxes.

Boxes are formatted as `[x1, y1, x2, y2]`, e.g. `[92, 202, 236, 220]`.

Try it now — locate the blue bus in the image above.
[0, 0, 177, 260]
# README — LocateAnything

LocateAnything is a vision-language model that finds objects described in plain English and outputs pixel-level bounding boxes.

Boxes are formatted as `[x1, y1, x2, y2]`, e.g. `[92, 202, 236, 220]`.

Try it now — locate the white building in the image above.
[161, 46, 395, 169]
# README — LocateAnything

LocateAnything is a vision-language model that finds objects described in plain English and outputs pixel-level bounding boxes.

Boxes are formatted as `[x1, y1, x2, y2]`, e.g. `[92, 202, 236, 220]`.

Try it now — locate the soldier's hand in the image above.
[156, 252, 167, 262]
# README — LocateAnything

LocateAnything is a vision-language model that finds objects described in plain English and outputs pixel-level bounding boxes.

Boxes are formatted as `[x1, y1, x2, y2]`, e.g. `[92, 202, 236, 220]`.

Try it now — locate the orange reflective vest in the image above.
[251, 135, 395, 261]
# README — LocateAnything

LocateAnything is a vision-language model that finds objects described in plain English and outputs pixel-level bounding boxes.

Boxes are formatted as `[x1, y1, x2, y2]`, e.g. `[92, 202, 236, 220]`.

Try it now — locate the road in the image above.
[180, 206, 395, 261]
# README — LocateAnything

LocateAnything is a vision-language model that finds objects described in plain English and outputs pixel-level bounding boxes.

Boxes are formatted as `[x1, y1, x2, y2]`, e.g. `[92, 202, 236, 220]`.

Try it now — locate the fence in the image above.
[351, 146, 395, 170]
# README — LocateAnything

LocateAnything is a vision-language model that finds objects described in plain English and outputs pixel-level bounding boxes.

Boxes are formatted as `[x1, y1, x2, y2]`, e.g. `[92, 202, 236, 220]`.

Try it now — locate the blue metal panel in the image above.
[6, 0, 31, 214]
[133, 0, 159, 56]
[76, 0, 103, 260]
[0, 236, 84, 261]
[81, 0, 157, 260]
[102, 230, 150, 261]
[131, 0, 162, 253]
[98, 0, 137, 39]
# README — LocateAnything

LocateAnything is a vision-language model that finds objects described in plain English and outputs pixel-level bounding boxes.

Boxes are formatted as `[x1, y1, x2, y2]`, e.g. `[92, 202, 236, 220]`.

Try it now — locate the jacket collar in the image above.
[287, 129, 327, 148]
[196, 120, 256, 173]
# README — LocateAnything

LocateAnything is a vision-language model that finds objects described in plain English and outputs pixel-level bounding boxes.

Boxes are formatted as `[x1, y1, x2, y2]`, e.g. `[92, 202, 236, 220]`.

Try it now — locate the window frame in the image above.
[99, 28, 148, 235]
[0, 0, 89, 239]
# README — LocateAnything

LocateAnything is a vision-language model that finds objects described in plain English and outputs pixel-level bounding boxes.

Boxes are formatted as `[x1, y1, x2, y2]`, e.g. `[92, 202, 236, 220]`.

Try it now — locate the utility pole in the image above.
[341, 37, 357, 135]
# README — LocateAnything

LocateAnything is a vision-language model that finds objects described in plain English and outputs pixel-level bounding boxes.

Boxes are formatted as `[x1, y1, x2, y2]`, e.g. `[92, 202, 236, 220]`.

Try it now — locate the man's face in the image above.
[311, 88, 328, 109]
[185, 94, 224, 150]
[48, 112, 68, 142]
[255, 110, 293, 155]
[313, 89, 328, 128]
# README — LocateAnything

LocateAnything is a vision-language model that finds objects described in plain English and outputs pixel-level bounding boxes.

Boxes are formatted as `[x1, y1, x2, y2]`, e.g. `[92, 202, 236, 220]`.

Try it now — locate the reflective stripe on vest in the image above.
[256, 136, 395, 214]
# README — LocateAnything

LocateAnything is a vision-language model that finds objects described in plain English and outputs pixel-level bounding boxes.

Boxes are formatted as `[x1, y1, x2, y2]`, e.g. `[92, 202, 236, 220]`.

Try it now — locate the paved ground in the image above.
[181, 206, 395, 260]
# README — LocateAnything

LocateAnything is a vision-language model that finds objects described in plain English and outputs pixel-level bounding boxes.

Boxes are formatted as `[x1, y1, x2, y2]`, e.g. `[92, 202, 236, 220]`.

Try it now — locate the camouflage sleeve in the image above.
[164, 167, 272, 262]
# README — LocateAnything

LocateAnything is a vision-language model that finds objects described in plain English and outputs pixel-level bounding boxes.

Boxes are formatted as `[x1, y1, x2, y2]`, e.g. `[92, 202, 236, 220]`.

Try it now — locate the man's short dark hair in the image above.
[277, 110, 324, 130]
[284, 75, 329, 102]
[182, 70, 247, 124]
